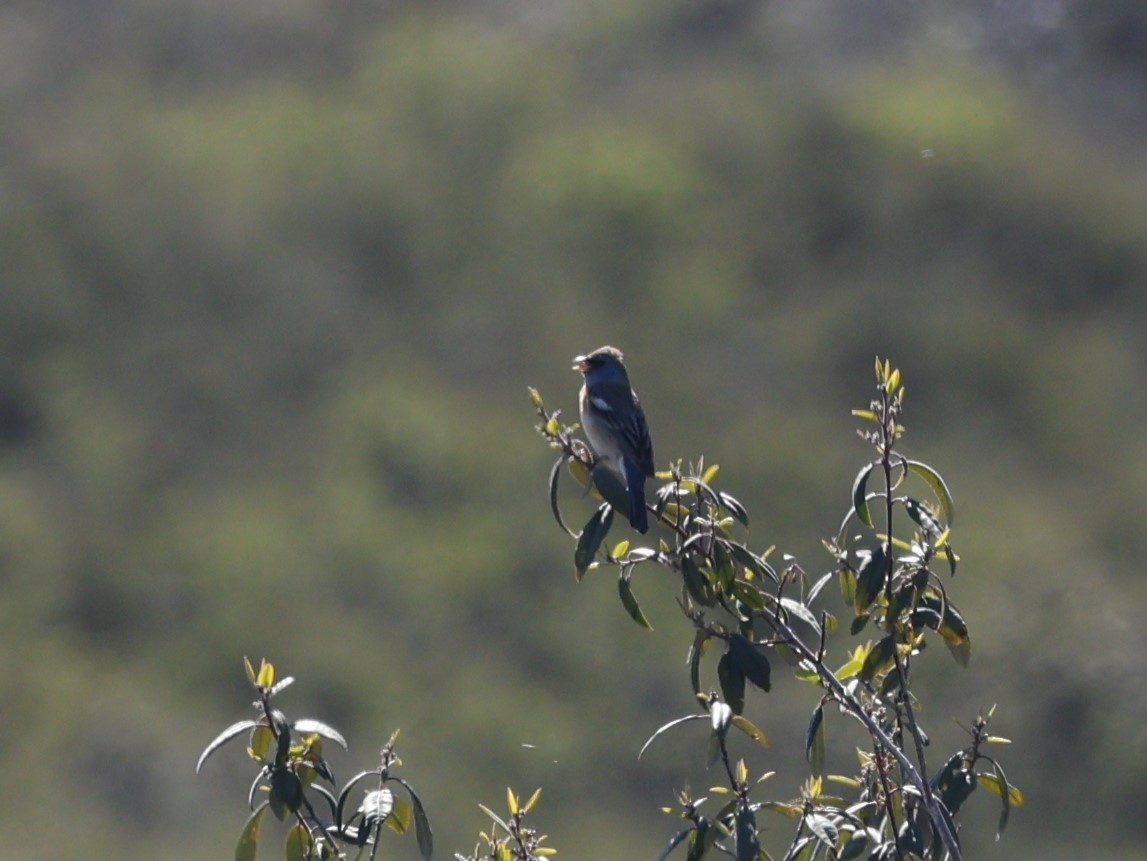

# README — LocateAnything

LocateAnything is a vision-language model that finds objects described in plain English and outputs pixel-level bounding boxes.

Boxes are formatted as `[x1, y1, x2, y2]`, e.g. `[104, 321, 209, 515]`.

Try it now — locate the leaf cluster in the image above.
[455, 788, 556, 861]
[198, 658, 433, 861]
[532, 360, 1023, 861]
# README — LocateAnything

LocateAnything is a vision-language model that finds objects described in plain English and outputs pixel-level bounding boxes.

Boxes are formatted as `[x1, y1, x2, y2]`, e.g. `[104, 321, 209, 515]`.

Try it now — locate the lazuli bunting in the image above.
[573, 346, 655, 533]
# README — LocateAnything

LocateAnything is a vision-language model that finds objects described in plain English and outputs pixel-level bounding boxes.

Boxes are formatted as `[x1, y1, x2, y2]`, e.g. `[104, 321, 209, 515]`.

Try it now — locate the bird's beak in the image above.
[572, 355, 590, 372]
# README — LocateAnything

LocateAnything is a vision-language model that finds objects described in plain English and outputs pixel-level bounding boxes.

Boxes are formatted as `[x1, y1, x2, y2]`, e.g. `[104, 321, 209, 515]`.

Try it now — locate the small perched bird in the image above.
[573, 346, 655, 533]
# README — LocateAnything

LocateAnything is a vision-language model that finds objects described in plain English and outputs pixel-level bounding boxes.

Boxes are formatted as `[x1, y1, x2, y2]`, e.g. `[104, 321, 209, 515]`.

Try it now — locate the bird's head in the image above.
[573, 345, 626, 378]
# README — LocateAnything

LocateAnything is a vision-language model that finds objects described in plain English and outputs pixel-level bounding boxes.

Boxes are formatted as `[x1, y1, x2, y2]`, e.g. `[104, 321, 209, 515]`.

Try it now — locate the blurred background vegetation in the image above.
[2, 0, 1146, 858]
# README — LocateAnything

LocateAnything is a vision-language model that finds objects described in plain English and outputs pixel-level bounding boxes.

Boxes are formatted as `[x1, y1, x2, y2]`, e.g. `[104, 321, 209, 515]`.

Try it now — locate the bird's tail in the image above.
[623, 458, 649, 534]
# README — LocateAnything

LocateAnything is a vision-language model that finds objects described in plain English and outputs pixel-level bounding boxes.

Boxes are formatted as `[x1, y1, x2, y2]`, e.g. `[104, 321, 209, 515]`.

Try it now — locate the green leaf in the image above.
[391, 776, 435, 861]
[838, 566, 857, 606]
[688, 630, 709, 697]
[682, 555, 716, 607]
[574, 504, 614, 580]
[386, 797, 413, 834]
[361, 788, 395, 826]
[731, 715, 769, 748]
[284, 824, 312, 861]
[335, 770, 377, 830]
[549, 457, 577, 538]
[903, 497, 943, 535]
[838, 829, 869, 861]
[920, 594, 971, 666]
[978, 759, 1022, 839]
[806, 814, 839, 848]
[477, 803, 510, 834]
[656, 827, 694, 861]
[807, 570, 834, 605]
[860, 636, 897, 683]
[235, 802, 268, 861]
[619, 569, 653, 630]
[197, 720, 260, 773]
[835, 653, 864, 680]
[713, 543, 735, 593]
[686, 818, 718, 861]
[731, 579, 766, 612]
[787, 835, 815, 861]
[717, 649, 746, 715]
[718, 492, 750, 528]
[729, 634, 771, 692]
[805, 706, 825, 776]
[779, 597, 821, 634]
[292, 719, 348, 751]
[852, 463, 877, 528]
[844, 614, 867, 642]
[249, 724, 275, 762]
[906, 460, 955, 526]
[854, 544, 888, 615]
[639, 714, 707, 758]
[727, 542, 779, 584]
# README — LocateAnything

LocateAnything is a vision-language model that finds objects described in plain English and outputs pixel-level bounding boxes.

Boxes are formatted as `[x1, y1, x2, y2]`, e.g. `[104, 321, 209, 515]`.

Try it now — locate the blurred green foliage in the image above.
[2, 1, 1147, 859]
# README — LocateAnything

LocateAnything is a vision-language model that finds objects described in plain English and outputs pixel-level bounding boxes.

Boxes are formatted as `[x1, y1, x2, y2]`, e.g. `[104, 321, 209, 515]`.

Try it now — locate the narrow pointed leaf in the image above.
[779, 597, 821, 633]
[198, 720, 260, 773]
[619, 570, 652, 629]
[852, 463, 876, 528]
[386, 797, 413, 834]
[807, 814, 839, 848]
[805, 706, 825, 776]
[336, 770, 378, 829]
[361, 788, 395, 826]
[686, 818, 718, 861]
[293, 720, 348, 750]
[284, 824, 312, 861]
[718, 492, 749, 527]
[728, 542, 779, 584]
[549, 457, 577, 537]
[638, 714, 705, 759]
[682, 555, 716, 607]
[979, 759, 1022, 840]
[839, 829, 868, 861]
[657, 827, 694, 861]
[731, 715, 769, 747]
[807, 570, 834, 605]
[235, 802, 268, 861]
[386, 776, 433, 859]
[575, 504, 614, 580]
[860, 636, 897, 683]
[688, 630, 709, 697]
[906, 460, 955, 526]
[477, 803, 510, 834]
[854, 544, 888, 615]
[256, 660, 275, 690]
[731, 579, 766, 612]
[249, 724, 274, 762]
[729, 634, 771, 692]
